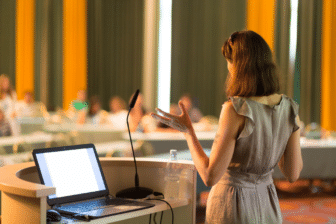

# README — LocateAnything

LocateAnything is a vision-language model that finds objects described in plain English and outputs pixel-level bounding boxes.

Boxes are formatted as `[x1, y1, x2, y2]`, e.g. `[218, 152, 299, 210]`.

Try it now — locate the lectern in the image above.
[0, 158, 196, 224]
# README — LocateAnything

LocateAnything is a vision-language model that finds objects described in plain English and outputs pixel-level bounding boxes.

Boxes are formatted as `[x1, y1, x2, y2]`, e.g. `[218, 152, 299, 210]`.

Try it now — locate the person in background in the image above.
[66, 90, 88, 124]
[107, 96, 128, 130]
[177, 94, 203, 123]
[87, 95, 108, 125]
[14, 91, 49, 118]
[0, 74, 19, 135]
[129, 93, 156, 132]
[0, 109, 12, 137]
[0, 74, 17, 119]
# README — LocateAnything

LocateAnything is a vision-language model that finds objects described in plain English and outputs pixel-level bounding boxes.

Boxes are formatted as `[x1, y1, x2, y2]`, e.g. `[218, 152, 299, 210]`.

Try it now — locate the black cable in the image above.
[160, 211, 164, 224]
[149, 214, 152, 224]
[147, 199, 174, 224]
[153, 213, 157, 224]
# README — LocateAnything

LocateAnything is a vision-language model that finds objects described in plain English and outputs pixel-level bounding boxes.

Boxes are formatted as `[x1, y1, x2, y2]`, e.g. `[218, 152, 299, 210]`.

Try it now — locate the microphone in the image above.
[116, 89, 153, 199]
[129, 89, 140, 109]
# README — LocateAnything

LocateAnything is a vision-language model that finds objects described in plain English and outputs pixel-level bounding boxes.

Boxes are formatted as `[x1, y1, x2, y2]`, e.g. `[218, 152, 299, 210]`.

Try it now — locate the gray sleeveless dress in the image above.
[205, 94, 299, 224]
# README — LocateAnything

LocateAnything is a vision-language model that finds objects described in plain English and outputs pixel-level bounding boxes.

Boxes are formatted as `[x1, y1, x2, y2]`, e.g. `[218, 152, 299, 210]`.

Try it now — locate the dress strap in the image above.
[283, 95, 300, 132]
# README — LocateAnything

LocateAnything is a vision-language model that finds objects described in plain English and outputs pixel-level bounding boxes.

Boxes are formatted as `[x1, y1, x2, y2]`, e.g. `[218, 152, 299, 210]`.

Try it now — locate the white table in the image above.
[123, 131, 216, 154]
[273, 137, 336, 179]
[44, 123, 125, 143]
[149, 137, 336, 193]
[16, 117, 46, 134]
[0, 140, 141, 168]
[0, 132, 54, 154]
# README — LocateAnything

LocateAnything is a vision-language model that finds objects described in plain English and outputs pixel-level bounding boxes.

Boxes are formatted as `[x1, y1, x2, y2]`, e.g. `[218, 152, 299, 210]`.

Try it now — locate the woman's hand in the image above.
[151, 101, 193, 133]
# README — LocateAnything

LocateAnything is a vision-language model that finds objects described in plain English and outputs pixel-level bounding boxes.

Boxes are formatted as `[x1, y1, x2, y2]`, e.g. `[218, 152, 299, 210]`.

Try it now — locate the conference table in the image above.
[0, 132, 54, 154]
[16, 117, 46, 134]
[0, 140, 142, 168]
[44, 123, 125, 143]
[123, 131, 216, 154]
[147, 137, 336, 194]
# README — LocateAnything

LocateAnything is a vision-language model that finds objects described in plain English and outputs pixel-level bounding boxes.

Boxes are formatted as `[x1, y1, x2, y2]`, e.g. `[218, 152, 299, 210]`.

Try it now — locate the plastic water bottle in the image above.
[179, 169, 191, 199]
[164, 149, 180, 199]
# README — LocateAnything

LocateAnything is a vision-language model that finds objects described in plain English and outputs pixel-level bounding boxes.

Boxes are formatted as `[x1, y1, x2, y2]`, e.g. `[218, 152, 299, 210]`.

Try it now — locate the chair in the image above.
[14, 142, 33, 153]
[138, 140, 155, 157]
[67, 131, 84, 145]
[47, 133, 72, 147]
[0, 146, 6, 155]
[105, 150, 122, 157]
[200, 115, 219, 125]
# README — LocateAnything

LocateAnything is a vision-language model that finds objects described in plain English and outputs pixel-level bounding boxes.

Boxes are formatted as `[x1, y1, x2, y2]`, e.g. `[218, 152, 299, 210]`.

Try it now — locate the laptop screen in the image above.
[33, 144, 109, 206]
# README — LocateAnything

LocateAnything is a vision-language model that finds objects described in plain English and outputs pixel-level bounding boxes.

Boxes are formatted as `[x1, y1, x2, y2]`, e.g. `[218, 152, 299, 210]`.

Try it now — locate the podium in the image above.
[0, 158, 197, 224]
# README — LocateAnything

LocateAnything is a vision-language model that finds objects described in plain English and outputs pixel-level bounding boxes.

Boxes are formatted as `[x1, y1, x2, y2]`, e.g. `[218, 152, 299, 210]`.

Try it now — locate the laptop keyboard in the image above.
[57, 197, 133, 213]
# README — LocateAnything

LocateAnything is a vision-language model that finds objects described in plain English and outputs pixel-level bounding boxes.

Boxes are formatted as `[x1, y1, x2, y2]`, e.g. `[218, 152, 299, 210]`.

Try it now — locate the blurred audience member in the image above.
[15, 91, 49, 118]
[0, 74, 20, 135]
[177, 94, 203, 123]
[108, 96, 128, 130]
[0, 109, 12, 137]
[129, 93, 156, 132]
[0, 74, 17, 118]
[67, 90, 88, 124]
[87, 95, 108, 125]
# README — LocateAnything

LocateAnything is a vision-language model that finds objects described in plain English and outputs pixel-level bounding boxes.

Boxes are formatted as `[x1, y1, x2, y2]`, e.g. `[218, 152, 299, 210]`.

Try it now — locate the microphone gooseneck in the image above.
[115, 89, 153, 199]
[126, 109, 139, 187]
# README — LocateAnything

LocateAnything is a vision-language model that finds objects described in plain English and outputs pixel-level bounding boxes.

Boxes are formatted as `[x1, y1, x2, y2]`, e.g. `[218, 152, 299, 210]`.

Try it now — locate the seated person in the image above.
[107, 96, 128, 130]
[14, 91, 49, 118]
[87, 95, 108, 125]
[66, 90, 88, 124]
[129, 93, 157, 132]
[176, 94, 203, 123]
[0, 108, 12, 137]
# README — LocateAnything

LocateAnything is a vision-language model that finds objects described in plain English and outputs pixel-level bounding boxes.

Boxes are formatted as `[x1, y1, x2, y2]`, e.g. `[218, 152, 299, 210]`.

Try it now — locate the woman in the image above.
[0, 108, 12, 137]
[108, 96, 128, 129]
[0, 74, 19, 135]
[129, 93, 157, 133]
[66, 90, 88, 124]
[151, 30, 303, 223]
[87, 96, 107, 125]
[0, 74, 17, 118]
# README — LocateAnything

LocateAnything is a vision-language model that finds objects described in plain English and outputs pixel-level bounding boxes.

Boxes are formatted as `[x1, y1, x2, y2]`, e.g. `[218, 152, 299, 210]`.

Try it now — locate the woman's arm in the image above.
[278, 118, 303, 183]
[152, 101, 244, 187]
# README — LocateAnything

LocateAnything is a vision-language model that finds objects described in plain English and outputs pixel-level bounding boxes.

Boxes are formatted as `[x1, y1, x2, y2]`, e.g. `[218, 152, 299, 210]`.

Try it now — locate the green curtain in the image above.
[34, 0, 63, 110]
[170, 0, 246, 117]
[0, 2, 16, 216]
[87, 0, 144, 111]
[294, 0, 322, 124]
[0, 0, 16, 86]
[274, 0, 292, 97]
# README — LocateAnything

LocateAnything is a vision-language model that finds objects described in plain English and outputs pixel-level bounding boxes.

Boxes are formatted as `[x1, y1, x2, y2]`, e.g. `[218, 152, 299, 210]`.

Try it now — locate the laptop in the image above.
[33, 143, 154, 220]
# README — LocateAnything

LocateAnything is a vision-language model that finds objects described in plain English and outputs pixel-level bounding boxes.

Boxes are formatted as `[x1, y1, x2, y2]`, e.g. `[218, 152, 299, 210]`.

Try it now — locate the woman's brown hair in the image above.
[222, 30, 279, 97]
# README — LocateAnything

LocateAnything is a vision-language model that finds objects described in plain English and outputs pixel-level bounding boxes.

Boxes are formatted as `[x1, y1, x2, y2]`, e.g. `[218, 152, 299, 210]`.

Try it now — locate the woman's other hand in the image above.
[151, 101, 193, 133]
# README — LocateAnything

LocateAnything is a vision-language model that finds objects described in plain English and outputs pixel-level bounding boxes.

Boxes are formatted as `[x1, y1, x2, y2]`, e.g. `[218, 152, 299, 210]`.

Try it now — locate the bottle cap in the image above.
[170, 149, 177, 160]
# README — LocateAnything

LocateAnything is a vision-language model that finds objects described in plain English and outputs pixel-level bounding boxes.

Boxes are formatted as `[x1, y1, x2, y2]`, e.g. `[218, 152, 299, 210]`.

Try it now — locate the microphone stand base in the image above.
[116, 187, 154, 199]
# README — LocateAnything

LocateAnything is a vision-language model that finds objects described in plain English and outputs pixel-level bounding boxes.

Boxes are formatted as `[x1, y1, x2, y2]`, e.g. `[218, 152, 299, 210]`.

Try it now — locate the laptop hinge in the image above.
[53, 204, 60, 208]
